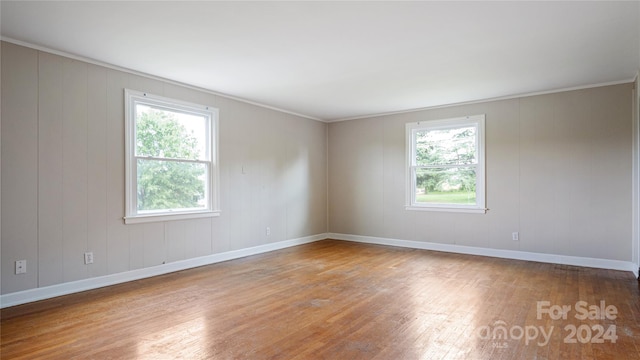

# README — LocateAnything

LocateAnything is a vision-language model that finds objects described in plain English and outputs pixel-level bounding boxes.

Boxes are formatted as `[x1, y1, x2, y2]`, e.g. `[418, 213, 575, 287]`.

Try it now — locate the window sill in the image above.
[405, 206, 487, 214]
[124, 210, 221, 224]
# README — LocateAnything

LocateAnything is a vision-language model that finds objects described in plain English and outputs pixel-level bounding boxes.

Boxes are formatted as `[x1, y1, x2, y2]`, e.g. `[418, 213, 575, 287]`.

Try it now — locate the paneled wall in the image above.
[1, 40, 635, 297]
[1, 42, 327, 295]
[328, 84, 633, 261]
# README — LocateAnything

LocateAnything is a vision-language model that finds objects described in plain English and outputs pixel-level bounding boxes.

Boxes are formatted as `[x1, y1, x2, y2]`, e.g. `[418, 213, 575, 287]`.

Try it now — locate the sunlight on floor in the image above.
[136, 316, 207, 359]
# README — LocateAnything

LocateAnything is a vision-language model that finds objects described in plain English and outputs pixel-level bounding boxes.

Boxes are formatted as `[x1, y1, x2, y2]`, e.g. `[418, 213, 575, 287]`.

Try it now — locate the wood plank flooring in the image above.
[2, 240, 639, 359]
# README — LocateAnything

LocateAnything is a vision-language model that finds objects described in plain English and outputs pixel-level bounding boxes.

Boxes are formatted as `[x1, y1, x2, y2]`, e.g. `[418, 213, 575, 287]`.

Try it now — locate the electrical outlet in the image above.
[15, 260, 26, 274]
[512, 232, 519, 241]
[266, 227, 271, 236]
[84, 252, 94, 265]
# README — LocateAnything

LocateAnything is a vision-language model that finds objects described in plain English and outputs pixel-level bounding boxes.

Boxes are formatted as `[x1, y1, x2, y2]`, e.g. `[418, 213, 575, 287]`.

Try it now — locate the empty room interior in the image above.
[2, 1, 640, 359]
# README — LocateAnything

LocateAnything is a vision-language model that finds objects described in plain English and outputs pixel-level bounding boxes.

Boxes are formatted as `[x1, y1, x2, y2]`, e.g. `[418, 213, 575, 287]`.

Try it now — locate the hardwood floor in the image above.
[2, 240, 639, 359]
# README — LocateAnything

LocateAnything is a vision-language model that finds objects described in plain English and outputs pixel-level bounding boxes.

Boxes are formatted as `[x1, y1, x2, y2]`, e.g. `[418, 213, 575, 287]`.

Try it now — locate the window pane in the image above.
[135, 104, 208, 160]
[415, 126, 476, 166]
[415, 167, 476, 205]
[137, 159, 207, 212]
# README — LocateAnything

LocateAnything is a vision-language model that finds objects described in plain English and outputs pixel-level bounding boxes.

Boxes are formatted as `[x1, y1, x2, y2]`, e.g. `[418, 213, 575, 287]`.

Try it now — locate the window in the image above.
[124, 89, 220, 224]
[406, 115, 486, 213]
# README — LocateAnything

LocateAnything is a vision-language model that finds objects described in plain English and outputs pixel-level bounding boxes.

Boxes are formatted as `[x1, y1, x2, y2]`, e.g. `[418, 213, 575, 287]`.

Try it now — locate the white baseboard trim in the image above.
[0, 233, 327, 309]
[328, 233, 638, 276]
[3, 232, 635, 308]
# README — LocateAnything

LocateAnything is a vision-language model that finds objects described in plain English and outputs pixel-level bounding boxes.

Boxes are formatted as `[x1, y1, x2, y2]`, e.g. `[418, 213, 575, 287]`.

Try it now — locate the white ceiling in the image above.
[2, 1, 639, 121]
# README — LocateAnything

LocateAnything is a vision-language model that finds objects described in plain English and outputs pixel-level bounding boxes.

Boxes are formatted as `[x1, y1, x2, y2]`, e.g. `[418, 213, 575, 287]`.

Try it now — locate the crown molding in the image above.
[1, 37, 325, 123]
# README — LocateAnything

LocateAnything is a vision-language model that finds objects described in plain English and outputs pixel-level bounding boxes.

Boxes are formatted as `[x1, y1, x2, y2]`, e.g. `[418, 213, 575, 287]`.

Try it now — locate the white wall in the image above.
[635, 2, 640, 272]
[634, 76, 640, 271]
[328, 84, 633, 262]
[1, 41, 327, 295]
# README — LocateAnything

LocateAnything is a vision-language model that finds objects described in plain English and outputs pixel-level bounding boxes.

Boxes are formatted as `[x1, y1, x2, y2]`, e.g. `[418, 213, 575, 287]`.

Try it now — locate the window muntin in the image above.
[125, 89, 220, 224]
[406, 115, 486, 213]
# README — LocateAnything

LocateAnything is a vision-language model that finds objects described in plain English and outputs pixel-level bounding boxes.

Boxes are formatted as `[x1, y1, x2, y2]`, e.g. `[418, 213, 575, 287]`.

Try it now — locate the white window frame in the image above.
[124, 89, 220, 224]
[406, 114, 486, 214]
